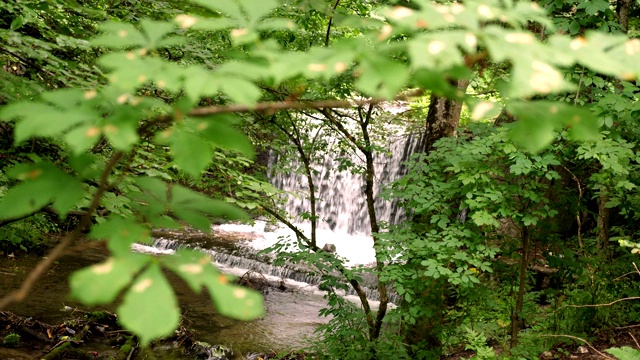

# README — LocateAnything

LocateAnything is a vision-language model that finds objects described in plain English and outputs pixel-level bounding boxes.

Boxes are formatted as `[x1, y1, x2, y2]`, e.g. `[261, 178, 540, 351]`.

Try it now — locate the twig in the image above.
[565, 297, 640, 308]
[105, 330, 132, 335]
[629, 332, 640, 349]
[561, 165, 584, 253]
[634, 262, 640, 276]
[0, 46, 56, 77]
[126, 343, 137, 360]
[614, 324, 640, 330]
[0, 152, 123, 309]
[537, 334, 615, 360]
[613, 271, 640, 281]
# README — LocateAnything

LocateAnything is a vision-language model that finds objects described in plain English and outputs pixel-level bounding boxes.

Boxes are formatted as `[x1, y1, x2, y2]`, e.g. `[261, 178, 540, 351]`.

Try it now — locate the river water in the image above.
[0, 233, 329, 359]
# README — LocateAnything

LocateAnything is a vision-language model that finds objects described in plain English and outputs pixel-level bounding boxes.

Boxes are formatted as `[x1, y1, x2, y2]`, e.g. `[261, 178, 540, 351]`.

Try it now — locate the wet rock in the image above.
[190, 341, 233, 360]
[322, 243, 336, 253]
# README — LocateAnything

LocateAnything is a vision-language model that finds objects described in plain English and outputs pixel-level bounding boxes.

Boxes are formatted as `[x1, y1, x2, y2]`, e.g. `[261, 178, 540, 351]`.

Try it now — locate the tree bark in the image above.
[617, 0, 632, 33]
[510, 226, 530, 349]
[420, 79, 470, 153]
[358, 105, 389, 341]
[597, 193, 611, 252]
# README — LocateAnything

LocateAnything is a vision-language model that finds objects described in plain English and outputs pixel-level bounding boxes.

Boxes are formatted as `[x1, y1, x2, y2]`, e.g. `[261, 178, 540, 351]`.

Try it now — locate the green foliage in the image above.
[2, 332, 20, 348]
[461, 327, 496, 360]
[1, 0, 640, 353]
[606, 346, 640, 360]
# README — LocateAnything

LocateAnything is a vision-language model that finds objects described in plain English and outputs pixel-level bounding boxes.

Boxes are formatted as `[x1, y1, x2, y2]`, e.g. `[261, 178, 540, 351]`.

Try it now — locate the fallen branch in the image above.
[537, 334, 615, 360]
[565, 297, 640, 308]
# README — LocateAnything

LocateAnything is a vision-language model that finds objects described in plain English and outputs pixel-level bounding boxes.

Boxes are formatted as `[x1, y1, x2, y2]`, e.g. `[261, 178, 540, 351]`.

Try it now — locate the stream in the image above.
[0, 227, 333, 359]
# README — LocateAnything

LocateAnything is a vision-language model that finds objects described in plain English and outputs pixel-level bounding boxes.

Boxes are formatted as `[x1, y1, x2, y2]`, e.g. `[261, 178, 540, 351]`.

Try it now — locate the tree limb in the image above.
[325, 0, 341, 47]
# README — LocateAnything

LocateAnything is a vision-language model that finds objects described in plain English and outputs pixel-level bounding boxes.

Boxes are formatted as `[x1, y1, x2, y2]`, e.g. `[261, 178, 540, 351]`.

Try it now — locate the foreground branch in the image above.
[189, 89, 424, 117]
[0, 152, 124, 309]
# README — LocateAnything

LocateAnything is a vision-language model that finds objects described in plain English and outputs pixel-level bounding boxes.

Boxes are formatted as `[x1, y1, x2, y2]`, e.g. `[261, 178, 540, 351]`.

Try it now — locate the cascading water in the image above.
[141, 236, 399, 304]
[268, 131, 423, 235]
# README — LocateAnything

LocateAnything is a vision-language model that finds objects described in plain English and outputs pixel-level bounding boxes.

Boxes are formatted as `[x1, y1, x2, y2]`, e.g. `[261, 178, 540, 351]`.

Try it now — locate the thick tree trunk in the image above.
[617, 0, 632, 33]
[420, 79, 470, 153]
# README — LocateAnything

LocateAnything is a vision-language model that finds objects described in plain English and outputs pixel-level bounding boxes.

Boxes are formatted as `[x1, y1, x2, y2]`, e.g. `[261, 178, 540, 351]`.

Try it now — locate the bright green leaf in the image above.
[118, 263, 180, 346]
[168, 129, 213, 177]
[90, 216, 151, 256]
[70, 255, 149, 305]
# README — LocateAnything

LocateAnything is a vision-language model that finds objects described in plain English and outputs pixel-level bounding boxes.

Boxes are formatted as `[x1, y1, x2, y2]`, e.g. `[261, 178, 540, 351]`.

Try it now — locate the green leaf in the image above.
[0, 181, 53, 219]
[92, 22, 147, 48]
[70, 255, 149, 305]
[188, 116, 255, 158]
[0, 163, 84, 219]
[356, 56, 409, 99]
[183, 66, 219, 102]
[189, 0, 244, 20]
[90, 216, 151, 256]
[140, 19, 175, 47]
[605, 346, 640, 360]
[168, 129, 213, 177]
[118, 263, 180, 346]
[509, 117, 556, 154]
[162, 249, 218, 292]
[171, 185, 247, 230]
[162, 249, 264, 321]
[1, 101, 95, 144]
[40, 89, 86, 109]
[190, 17, 239, 31]
[220, 77, 261, 105]
[204, 273, 265, 320]
[64, 125, 102, 154]
[471, 211, 498, 227]
[239, 0, 278, 24]
[507, 101, 599, 153]
[10, 16, 24, 31]
[103, 110, 141, 151]
[565, 110, 601, 142]
[408, 32, 468, 71]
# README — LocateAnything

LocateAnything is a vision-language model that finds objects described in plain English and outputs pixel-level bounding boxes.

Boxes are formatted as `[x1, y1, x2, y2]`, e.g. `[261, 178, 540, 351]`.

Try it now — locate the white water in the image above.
[133, 239, 393, 308]
[217, 221, 376, 267]
[133, 117, 419, 308]
[268, 132, 422, 236]
[220, 126, 422, 267]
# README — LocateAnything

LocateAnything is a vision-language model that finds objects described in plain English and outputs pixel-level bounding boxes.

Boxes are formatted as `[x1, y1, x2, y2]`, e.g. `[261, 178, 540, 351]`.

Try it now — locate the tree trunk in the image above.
[419, 79, 470, 153]
[597, 193, 611, 252]
[617, 0, 632, 33]
[510, 226, 530, 349]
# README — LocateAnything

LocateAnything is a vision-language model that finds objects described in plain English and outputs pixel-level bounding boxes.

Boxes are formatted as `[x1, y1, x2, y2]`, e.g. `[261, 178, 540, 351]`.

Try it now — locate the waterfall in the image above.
[268, 131, 423, 235]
